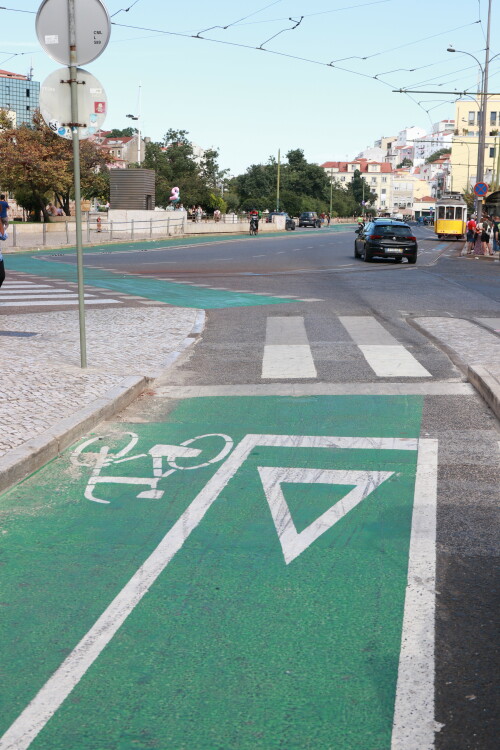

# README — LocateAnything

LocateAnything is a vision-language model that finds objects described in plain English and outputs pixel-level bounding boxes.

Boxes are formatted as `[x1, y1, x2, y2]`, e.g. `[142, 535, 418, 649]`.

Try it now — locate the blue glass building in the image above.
[0, 69, 40, 127]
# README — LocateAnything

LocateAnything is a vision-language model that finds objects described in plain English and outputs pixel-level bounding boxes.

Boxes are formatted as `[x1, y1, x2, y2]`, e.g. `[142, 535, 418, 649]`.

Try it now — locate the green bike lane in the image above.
[0, 394, 436, 750]
[4, 225, 355, 309]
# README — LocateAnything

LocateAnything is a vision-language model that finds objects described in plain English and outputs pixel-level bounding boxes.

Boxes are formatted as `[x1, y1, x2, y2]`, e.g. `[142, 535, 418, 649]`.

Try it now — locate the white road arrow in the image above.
[257, 467, 394, 564]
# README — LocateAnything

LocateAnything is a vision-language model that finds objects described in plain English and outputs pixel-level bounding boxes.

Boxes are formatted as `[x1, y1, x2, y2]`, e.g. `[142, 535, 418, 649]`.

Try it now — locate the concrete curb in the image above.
[0, 310, 206, 496]
[408, 317, 500, 421]
[467, 364, 500, 421]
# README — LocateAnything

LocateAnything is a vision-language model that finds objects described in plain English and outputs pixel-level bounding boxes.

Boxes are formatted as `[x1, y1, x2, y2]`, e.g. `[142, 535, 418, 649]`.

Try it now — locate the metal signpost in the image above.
[36, 0, 111, 368]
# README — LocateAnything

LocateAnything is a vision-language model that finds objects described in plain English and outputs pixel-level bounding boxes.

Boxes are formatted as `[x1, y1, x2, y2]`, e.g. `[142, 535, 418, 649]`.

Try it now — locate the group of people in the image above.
[189, 205, 204, 222]
[46, 203, 65, 217]
[466, 215, 499, 256]
[320, 212, 331, 225]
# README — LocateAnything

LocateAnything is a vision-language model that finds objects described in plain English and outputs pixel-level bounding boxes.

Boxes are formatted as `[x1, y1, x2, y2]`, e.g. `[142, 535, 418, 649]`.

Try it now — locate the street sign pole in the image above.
[68, 0, 87, 368]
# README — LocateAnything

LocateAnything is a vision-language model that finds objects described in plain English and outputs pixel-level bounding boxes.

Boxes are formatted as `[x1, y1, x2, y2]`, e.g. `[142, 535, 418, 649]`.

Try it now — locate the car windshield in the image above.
[373, 225, 412, 237]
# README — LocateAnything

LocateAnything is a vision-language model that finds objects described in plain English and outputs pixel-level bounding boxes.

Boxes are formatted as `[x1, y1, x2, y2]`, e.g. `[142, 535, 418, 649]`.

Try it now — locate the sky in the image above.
[4, 0, 499, 174]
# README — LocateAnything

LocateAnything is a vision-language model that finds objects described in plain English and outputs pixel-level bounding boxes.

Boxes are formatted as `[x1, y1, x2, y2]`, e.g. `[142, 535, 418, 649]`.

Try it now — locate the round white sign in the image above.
[36, 0, 111, 66]
[40, 67, 107, 140]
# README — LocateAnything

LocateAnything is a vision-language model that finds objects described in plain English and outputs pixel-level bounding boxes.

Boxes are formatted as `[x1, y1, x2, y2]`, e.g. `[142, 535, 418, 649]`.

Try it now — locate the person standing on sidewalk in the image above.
[0, 248, 5, 288]
[0, 194, 9, 239]
[466, 215, 477, 254]
[481, 220, 492, 256]
[492, 215, 500, 255]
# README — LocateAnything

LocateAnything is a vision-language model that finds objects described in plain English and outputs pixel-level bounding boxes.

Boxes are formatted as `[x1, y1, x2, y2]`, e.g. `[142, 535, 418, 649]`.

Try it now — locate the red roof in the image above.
[0, 69, 27, 80]
[321, 160, 392, 173]
[414, 196, 435, 202]
[101, 136, 134, 145]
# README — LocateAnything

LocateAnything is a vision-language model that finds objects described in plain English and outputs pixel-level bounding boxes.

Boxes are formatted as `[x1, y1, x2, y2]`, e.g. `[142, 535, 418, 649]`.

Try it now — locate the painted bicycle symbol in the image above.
[71, 432, 234, 505]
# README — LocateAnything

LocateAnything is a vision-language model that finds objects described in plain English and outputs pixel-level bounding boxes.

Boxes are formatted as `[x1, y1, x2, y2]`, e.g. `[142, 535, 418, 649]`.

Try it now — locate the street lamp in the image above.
[126, 83, 142, 165]
[447, 0, 492, 218]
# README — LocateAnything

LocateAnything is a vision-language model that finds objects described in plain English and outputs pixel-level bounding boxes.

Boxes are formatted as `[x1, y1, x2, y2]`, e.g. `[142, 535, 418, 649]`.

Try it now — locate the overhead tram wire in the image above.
[111, 20, 396, 88]
[110, 1, 143, 18]
[194, 0, 284, 38]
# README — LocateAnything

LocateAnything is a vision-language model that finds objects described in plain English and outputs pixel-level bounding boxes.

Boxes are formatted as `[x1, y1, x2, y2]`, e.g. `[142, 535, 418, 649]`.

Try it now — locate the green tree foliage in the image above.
[106, 127, 137, 138]
[143, 130, 227, 210]
[350, 169, 377, 207]
[396, 158, 413, 168]
[0, 113, 112, 220]
[425, 148, 451, 164]
[233, 150, 368, 216]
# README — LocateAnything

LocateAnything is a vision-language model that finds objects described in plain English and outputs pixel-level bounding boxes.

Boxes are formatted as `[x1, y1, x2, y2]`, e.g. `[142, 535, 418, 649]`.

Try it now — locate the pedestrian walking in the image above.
[96, 216, 102, 233]
[326, 213, 331, 226]
[472, 224, 483, 255]
[0, 247, 5, 288]
[492, 215, 500, 255]
[466, 215, 476, 254]
[481, 220, 492, 256]
[195, 205, 203, 223]
[0, 193, 9, 238]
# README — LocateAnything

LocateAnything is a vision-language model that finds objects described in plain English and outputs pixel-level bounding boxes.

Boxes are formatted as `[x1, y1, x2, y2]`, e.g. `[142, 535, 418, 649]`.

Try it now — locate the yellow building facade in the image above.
[450, 97, 500, 193]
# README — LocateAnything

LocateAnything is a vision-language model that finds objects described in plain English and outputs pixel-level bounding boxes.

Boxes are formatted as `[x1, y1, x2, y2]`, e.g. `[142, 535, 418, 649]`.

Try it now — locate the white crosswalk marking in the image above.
[262, 316, 317, 379]
[338, 316, 431, 377]
[0, 280, 123, 307]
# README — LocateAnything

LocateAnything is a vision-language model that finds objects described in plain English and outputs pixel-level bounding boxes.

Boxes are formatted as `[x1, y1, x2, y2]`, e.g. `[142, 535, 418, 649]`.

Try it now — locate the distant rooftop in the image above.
[0, 69, 28, 80]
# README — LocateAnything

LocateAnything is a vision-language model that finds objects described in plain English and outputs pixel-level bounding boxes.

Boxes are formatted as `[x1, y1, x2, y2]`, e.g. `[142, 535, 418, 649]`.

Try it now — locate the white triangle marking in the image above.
[257, 467, 394, 564]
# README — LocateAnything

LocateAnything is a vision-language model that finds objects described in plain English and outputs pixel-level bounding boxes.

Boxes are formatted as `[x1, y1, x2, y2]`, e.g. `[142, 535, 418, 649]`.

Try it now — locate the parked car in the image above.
[266, 211, 296, 230]
[354, 220, 417, 263]
[298, 211, 321, 228]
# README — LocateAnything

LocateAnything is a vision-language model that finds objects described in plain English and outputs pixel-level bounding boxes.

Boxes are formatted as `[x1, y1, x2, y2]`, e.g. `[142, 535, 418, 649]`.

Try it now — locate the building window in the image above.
[468, 111, 475, 124]
[381, 176, 387, 183]
[26, 106, 30, 111]
[491, 111, 497, 125]
[381, 189, 386, 194]
[371, 177, 376, 183]
[26, 89, 30, 97]
[340, 176, 345, 182]
[490, 147, 495, 158]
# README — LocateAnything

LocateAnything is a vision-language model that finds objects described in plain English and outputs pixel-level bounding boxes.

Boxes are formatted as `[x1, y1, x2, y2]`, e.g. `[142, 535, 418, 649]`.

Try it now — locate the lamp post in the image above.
[126, 82, 142, 165]
[329, 168, 333, 217]
[447, 0, 492, 219]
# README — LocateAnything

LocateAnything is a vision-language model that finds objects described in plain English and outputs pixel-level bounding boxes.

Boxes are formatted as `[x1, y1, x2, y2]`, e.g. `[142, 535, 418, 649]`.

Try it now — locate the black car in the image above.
[298, 211, 321, 228]
[266, 211, 296, 230]
[354, 220, 417, 263]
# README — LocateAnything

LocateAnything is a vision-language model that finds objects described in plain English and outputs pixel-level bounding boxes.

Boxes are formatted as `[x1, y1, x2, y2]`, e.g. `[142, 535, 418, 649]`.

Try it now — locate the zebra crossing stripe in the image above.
[338, 316, 432, 378]
[262, 317, 317, 379]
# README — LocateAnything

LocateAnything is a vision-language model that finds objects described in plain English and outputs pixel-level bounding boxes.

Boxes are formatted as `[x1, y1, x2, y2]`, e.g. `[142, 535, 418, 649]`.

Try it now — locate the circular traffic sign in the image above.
[36, 0, 111, 66]
[40, 67, 107, 140]
[473, 182, 488, 197]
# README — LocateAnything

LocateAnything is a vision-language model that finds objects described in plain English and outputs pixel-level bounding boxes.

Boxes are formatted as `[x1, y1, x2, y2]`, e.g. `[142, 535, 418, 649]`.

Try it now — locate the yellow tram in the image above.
[434, 196, 467, 240]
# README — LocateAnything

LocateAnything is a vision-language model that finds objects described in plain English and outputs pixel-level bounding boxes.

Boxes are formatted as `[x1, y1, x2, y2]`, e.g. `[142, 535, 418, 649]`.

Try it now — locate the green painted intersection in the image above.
[0, 395, 424, 749]
[5, 255, 293, 309]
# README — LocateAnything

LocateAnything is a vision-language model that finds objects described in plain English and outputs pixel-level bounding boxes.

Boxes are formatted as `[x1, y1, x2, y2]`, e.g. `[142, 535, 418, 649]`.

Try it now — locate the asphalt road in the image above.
[1, 225, 499, 750]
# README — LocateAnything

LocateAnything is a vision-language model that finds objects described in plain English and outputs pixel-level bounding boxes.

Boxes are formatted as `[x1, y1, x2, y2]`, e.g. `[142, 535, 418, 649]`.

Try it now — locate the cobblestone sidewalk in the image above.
[0, 306, 199, 457]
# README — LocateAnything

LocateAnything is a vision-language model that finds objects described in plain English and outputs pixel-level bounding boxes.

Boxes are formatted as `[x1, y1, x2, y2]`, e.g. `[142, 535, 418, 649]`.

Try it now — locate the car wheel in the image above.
[291, 224, 295, 230]
[407, 256, 417, 264]
[361, 248, 372, 262]
[354, 244, 360, 258]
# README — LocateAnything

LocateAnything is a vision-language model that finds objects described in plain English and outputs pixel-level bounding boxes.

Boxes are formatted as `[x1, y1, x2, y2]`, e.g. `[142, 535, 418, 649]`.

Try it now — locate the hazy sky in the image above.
[5, 0, 498, 174]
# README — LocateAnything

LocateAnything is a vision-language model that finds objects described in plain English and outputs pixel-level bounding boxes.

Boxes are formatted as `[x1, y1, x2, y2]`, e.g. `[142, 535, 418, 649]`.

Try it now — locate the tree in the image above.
[350, 169, 377, 207]
[0, 115, 73, 221]
[106, 127, 137, 138]
[396, 158, 413, 168]
[426, 148, 451, 164]
[0, 114, 112, 220]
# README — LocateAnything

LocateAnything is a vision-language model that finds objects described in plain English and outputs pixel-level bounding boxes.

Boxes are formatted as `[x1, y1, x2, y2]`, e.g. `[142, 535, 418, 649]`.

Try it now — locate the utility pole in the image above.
[329, 168, 333, 216]
[475, 0, 492, 221]
[276, 149, 280, 211]
[68, 0, 87, 367]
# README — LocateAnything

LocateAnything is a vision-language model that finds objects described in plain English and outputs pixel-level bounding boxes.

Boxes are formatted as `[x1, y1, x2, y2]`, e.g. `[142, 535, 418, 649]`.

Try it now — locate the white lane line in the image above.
[0, 294, 93, 301]
[0, 299, 122, 307]
[391, 439, 438, 750]
[1, 284, 55, 289]
[339, 316, 432, 377]
[0, 290, 77, 296]
[262, 316, 317, 379]
[252, 254, 266, 257]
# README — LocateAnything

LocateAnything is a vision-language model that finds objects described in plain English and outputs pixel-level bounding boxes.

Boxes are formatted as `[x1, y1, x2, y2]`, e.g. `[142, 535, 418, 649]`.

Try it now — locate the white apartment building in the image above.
[321, 159, 394, 212]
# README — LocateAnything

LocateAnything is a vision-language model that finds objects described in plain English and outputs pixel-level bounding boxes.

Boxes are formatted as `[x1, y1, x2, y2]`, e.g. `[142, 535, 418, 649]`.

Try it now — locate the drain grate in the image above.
[0, 331, 39, 338]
